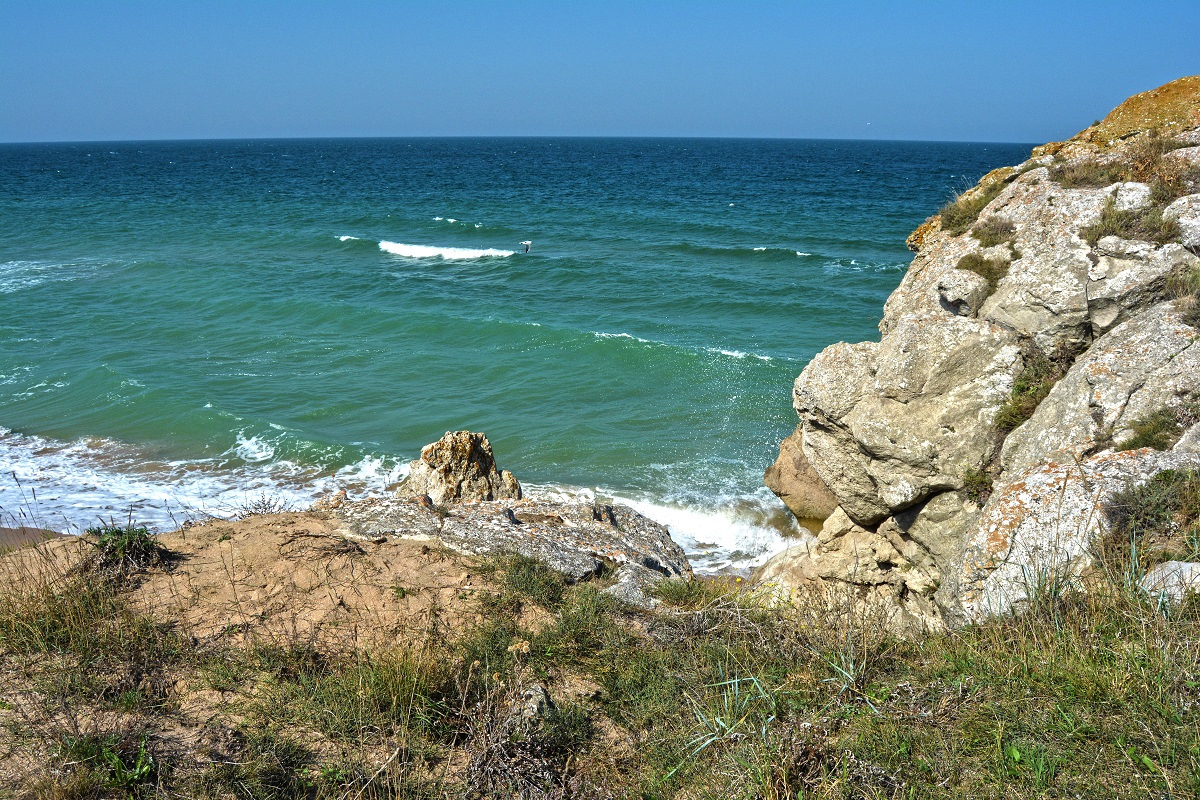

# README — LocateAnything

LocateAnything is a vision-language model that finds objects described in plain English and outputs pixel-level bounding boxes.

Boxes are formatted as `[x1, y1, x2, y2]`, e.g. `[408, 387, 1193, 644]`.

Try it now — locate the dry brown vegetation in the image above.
[2, 509, 1200, 799]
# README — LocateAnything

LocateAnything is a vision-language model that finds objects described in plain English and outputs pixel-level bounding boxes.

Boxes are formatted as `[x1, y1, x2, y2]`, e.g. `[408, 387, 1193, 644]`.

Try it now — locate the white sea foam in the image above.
[0, 428, 408, 535]
[378, 241, 515, 260]
[707, 347, 773, 362]
[338, 235, 362, 242]
[795, 251, 812, 257]
[0, 259, 100, 295]
[752, 247, 767, 251]
[523, 481, 801, 574]
[590, 331, 654, 344]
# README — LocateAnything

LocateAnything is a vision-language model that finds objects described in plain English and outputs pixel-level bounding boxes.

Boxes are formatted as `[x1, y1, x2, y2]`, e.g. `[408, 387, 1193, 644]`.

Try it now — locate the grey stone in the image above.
[941, 449, 1200, 625]
[1111, 181, 1152, 211]
[1141, 561, 1200, 603]
[333, 496, 691, 584]
[1164, 194, 1200, 251]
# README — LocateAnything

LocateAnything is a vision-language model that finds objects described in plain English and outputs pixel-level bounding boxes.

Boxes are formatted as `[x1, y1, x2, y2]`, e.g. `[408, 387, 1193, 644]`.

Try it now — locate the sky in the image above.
[1, 1, 1197, 145]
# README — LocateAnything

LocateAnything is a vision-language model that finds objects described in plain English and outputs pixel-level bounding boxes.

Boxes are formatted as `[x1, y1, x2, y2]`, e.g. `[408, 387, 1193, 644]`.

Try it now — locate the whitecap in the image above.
[590, 331, 654, 344]
[0, 428, 408, 535]
[378, 241, 515, 260]
[338, 235, 361, 242]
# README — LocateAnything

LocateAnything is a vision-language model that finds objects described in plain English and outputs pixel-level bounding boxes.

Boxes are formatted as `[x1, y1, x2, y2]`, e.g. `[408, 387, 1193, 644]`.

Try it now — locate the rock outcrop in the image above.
[397, 430, 522, 504]
[381, 431, 690, 605]
[759, 76, 1200, 629]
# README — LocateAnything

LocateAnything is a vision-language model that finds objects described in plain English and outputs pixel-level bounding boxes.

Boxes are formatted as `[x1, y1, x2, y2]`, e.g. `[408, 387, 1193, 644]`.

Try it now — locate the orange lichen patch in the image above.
[906, 217, 940, 252]
[979, 165, 1017, 188]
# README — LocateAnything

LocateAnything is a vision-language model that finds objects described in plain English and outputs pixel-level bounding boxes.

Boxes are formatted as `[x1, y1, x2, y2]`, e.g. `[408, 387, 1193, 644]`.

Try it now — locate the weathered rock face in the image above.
[397, 431, 523, 504]
[940, 450, 1200, 626]
[763, 427, 838, 525]
[759, 76, 1200, 628]
[332, 495, 691, 606]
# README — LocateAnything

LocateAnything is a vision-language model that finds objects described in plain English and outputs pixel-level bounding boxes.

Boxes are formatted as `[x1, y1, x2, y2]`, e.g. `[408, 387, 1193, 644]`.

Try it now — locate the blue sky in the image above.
[2, 1, 1197, 144]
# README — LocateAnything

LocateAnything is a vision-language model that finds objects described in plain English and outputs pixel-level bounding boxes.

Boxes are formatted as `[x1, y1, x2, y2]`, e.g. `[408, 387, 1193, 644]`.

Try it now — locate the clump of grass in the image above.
[940, 181, 1007, 236]
[1100, 469, 1200, 582]
[196, 730, 311, 800]
[956, 252, 1011, 294]
[86, 523, 169, 573]
[995, 345, 1072, 433]
[1081, 197, 1181, 246]
[1051, 158, 1129, 188]
[648, 577, 732, 609]
[1118, 402, 1200, 451]
[961, 467, 994, 506]
[478, 552, 568, 612]
[970, 216, 1016, 248]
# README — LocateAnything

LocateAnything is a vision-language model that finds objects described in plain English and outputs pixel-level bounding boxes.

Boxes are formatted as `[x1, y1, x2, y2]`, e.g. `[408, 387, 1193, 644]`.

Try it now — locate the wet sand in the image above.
[0, 526, 64, 551]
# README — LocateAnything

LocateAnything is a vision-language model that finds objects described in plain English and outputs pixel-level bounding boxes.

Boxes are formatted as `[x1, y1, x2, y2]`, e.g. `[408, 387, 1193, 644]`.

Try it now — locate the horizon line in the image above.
[0, 133, 1041, 148]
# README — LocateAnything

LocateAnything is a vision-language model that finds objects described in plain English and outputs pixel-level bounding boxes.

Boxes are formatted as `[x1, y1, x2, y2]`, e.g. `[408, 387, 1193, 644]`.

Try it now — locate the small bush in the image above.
[196, 730, 310, 800]
[957, 252, 1010, 293]
[940, 181, 1006, 236]
[1118, 403, 1200, 451]
[1051, 158, 1129, 188]
[649, 577, 730, 609]
[996, 346, 1072, 433]
[1081, 197, 1181, 246]
[970, 217, 1016, 248]
[478, 552, 567, 612]
[962, 468, 994, 506]
[86, 524, 169, 573]
[1100, 469, 1200, 579]
[42, 729, 158, 797]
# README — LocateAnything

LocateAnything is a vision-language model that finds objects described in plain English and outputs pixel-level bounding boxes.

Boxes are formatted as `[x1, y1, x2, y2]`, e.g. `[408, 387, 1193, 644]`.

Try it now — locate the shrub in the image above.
[970, 217, 1016, 248]
[940, 181, 1007, 235]
[956, 252, 1010, 294]
[86, 524, 169, 573]
[1100, 469, 1200, 579]
[962, 468, 994, 506]
[1051, 159, 1129, 188]
[1118, 403, 1200, 451]
[995, 346, 1071, 433]
[1081, 197, 1181, 246]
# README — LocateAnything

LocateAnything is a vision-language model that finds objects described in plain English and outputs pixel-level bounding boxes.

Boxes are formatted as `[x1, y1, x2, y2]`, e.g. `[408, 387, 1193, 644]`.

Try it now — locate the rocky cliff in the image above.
[761, 76, 1200, 630]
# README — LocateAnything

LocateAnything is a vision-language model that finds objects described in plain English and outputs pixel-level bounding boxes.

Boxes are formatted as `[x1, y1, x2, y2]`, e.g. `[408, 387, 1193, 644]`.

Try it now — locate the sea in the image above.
[0, 137, 1033, 572]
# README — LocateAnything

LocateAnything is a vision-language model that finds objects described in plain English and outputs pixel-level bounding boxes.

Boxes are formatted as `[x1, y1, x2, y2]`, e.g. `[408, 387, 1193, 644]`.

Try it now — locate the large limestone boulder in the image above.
[333, 495, 691, 593]
[397, 431, 522, 504]
[763, 427, 838, 525]
[940, 450, 1200, 625]
[796, 313, 1020, 525]
[763, 76, 1200, 629]
[1000, 301, 1200, 476]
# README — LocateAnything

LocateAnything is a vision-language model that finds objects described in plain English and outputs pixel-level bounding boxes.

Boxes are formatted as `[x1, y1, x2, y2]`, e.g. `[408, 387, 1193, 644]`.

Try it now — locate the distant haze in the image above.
[2, 1, 1198, 144]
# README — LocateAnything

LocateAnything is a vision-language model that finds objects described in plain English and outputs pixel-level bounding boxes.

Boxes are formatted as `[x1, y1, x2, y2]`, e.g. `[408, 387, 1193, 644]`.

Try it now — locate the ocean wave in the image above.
[0, 259, 102, 295]
[0, 427, 408, 535]
[379, 241, 515, 260]
[590, 331, 777, 364]
[703, 347, 773, 363]
[822, 258, 908, 273]
[523, 481, 802, 574]
[667, 243, 815, 259]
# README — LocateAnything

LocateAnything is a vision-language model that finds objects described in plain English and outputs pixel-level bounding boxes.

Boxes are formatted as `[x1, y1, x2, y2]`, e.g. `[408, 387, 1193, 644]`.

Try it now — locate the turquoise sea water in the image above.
[0, 137, 1031, 570]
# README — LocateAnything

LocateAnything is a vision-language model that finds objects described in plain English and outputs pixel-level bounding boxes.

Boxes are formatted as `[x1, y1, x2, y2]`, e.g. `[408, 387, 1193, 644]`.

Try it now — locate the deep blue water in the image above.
[0, 137, 1033, 569]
